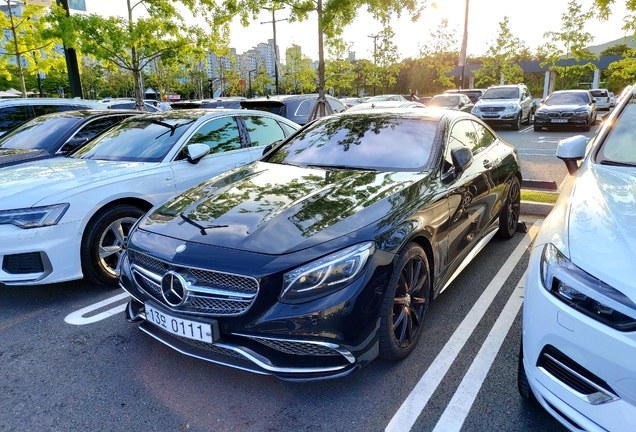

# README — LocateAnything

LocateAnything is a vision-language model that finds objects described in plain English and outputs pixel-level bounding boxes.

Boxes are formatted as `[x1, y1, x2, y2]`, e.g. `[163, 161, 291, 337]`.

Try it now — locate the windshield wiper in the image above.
[305, 164, 379, 171]
[179, 213, 228, 236]
[599, 160, 636, 167]
[152, 119, 196, 139]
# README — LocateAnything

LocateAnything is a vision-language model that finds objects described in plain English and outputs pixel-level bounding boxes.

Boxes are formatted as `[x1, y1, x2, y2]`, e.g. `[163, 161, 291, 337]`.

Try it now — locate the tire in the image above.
[524, 109, 532, 125]
[583, 118, 591, 132]
[81, 204, 145, 286]
[497, 176, 520, 239]
[518, 338, 537, 403]
[511, 114, 521, 130]
[379, 243, 431, 360]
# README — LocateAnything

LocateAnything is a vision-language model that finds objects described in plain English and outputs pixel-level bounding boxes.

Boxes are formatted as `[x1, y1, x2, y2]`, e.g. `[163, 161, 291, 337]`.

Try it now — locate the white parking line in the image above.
[64, 291, 130, 325]
[385, 221, 541, 432]
[519, 126, 533, 133]
[431, 270, 527, 432]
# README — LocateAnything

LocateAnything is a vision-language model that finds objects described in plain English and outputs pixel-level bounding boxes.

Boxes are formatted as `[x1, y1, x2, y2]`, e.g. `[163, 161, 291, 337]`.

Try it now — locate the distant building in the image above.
[348, 51, 356, 61]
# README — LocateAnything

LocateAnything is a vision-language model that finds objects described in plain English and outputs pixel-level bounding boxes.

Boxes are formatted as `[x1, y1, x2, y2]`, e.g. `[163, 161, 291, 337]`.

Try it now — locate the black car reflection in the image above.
[120, 109, 522, 381]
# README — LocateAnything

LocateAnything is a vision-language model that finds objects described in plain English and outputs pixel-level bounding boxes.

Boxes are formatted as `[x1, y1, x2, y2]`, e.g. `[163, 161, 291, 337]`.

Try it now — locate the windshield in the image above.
[428, 96, 459, 107]
[482, 88, 519, 100]
[366, 96, 392, 102]
[0, 116, 82, 151]
[597, 98, 636, 166]
[265, 114, 437, 171]
[591, 90, 608, 97]
[72, 117, 192, 162]
[546, 92, 590, 106]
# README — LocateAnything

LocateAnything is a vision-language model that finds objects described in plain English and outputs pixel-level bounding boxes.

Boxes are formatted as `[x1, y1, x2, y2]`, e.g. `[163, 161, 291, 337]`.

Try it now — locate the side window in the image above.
[327, 98, 347, 113]
[0, 106, 30, 133]
[243, 115, 285, 147]
[186, 117, 242, 154]
[32, 104, 73, 116]
[71, 117, 123, 142]
[450, 120, 480, 152]
[471, 122, 496, 155]
[294, 100, 315, 117]
[74, 104, 97, 110]
[279, 122, 297, 136]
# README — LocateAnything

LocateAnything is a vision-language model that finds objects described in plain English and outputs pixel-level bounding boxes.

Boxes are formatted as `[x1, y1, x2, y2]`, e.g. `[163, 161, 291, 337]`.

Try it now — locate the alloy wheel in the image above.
[507, 180, 521, 234]
[392, 255, 429, 349]
[98, 216, 137, 276]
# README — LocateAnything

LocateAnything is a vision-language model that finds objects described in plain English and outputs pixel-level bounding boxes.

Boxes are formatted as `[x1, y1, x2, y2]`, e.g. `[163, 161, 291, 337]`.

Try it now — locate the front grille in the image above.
[249, 337, 341, 356]
[129, 250, 259, 317]
[2, 252, 44, 274]
[548, 112, 574, 118]
[537, 345, 619, 405]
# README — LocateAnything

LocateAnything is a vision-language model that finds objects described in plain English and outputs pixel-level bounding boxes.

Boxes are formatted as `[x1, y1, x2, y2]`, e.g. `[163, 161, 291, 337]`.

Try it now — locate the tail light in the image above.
[607, 97, 610, 103]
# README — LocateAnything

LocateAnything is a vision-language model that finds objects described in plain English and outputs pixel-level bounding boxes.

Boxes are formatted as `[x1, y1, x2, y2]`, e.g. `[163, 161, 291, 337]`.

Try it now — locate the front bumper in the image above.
[522, 246, 636, 431]
[0, 220, 83, 285]
[472, 110, 520, 124]
[534, 115, 590, 128]
[120, 239, 394, 381]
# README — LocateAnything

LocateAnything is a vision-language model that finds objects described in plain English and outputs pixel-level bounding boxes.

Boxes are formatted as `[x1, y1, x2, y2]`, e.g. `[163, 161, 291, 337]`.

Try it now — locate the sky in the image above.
[82, 0, 634, 61]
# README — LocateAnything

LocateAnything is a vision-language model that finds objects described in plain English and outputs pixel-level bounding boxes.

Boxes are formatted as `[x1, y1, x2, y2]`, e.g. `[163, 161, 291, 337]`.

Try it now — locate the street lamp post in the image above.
[367, 34, 378, 96]
[261, 7, 287, 95]
[458, 0, 469, 89]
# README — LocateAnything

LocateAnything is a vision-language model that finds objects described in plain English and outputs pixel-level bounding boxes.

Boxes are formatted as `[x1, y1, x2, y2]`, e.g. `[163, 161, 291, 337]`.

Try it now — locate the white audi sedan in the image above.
[0, 110, 298, 286]
[519, 85, 636, 431]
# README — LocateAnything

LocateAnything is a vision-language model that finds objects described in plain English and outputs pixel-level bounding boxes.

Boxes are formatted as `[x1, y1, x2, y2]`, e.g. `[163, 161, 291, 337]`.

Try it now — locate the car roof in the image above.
[0, 98, 103, 107]
[130, 108, 298, 122]
[20, 109, 139, 122]
[349, 101, 424, 110]
[243, 94, 328, 103]
[336, 106, 471, 123]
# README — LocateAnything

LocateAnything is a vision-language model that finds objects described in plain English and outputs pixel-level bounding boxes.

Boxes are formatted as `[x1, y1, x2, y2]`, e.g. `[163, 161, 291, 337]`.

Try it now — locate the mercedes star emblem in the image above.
[160, 271, 188, 307]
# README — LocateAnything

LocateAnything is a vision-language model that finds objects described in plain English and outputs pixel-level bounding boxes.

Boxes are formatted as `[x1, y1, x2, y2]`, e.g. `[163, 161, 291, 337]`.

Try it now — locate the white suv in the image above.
[590, 88, 611, 110]
[518, 84, 636, 431]
[471, 84, 535, 130]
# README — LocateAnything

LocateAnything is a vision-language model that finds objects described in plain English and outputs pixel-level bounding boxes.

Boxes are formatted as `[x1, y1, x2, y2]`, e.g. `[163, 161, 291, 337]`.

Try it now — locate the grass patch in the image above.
[521, 190, 559, 204]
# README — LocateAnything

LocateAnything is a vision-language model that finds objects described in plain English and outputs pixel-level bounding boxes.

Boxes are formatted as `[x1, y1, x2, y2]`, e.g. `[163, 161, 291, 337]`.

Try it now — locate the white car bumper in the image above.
[522, 246, 636, 431]
[0, 220, 83, 286]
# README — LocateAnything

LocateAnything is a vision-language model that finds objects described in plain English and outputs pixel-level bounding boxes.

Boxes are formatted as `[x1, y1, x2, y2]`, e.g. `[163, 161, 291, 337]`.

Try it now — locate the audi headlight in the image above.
[540, 243, 636, 331]
[574, 110, 589, 117]
[0, 204, 69, 229]
[281, 242, 374, 303]
[504, 103, 519, 112]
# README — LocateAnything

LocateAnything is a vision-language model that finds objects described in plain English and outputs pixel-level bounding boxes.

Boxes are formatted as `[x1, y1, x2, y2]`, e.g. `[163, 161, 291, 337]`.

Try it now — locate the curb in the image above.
[521, 200, 553, 217]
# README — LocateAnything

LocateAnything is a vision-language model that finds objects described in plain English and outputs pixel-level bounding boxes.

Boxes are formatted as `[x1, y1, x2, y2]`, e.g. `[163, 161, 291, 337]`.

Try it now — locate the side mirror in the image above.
[61, 137, 89, 155]
[556, 135, 587, 175]
[262, 139, 282, 156]
[451, 146, 473, 173]
[186, 143, 210, 164]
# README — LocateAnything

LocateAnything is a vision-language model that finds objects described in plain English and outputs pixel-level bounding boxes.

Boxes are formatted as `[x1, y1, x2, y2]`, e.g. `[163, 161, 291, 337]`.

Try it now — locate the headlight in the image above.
[574, 110, 589, 117]
[280, 242, 374, 303]
[540, 243, 636, 331]
[471, 106, 480, 113]
[504, 103, 519, 112]
[0, 204, 69, 229]
[535, 110, 548, 118]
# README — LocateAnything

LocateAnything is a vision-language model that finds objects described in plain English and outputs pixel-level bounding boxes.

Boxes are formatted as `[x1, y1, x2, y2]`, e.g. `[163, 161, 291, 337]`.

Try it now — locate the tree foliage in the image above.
[281, 46, 316, 94]
[375, 27, 400, 94]
[50, 0, 215, 109]
[0, 2, 64, 96]
[419, 19, 457, 90]
[325, 37, 355, 97]
[474, 17, 526, 86]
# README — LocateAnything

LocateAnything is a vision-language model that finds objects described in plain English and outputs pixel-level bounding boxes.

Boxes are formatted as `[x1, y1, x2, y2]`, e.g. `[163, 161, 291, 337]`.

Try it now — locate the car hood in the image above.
[0, 158, 152, 209]
[140, 161, 428, 255]
[538, 104, 589, 112]
[0, 148, 46, 167]
[476, 98, 518, 107]
[567, 164, 636, 295]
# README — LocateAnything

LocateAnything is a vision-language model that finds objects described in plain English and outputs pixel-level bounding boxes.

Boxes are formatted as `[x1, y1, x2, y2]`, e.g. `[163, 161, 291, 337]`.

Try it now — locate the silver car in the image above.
[471, 84, 535, 130]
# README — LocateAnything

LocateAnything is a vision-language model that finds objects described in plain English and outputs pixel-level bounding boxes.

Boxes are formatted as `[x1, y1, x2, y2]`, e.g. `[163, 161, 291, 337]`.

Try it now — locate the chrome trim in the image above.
[139, 320, 348, 374]
[234, 333, 356, 364]
[440, 225, 499, 293]
[120, 282, 144, 304]
[538, 353, 620, 405]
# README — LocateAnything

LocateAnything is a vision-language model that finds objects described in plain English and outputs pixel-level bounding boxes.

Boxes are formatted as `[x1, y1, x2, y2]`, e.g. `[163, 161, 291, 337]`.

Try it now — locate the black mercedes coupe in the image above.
[120, 108, 522, 381]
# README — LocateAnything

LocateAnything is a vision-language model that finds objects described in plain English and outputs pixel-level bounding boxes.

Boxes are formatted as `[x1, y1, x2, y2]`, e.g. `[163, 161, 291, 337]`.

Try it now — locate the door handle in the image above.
[483, 159, 493, 169]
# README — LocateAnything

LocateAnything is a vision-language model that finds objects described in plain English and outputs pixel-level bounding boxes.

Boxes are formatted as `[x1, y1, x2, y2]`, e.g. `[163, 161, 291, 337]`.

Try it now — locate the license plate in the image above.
[551, 119, 568, 123]
[145, 304, 214, 343]
[483, 113, 499, 117]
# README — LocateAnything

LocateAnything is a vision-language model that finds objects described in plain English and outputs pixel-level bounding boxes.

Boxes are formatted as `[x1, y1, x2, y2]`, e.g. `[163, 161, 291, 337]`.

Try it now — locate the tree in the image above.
[281, 46, 316, 94]
[213, 0, 424, 116]
[540, 0, 597, 89]
[474, 17, 526, 86]
[375, 27, 400, 94]
[0, 1, 64, 97]
[600, 43, 631, 57]
[325, 37, 355, 97]
[252, 65, 274, 95]
[51, 0, 214, 109]
[419, 19, 457, 91]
